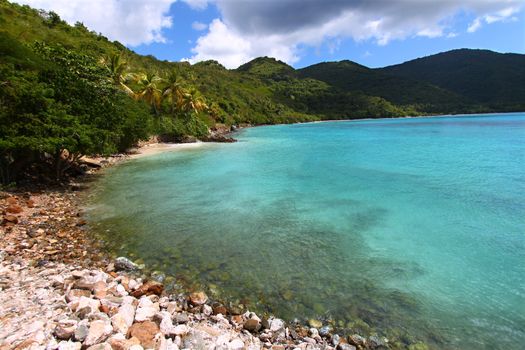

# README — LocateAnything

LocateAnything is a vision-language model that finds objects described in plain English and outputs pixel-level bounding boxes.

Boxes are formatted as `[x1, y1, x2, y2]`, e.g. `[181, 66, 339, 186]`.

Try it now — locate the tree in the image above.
[132, 72, 164, 115]
[163, 70, 186, 113]
[180, 87, 207, 117]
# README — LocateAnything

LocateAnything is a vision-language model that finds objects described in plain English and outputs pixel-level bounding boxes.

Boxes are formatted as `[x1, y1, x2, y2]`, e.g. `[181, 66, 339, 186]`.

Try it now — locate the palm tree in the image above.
[101, 52, 135, 96]
[134, 72, 164, 115]
[180, 87, 207, 117]
[101, 53, 126, 84]
[163, 71, 186, 113]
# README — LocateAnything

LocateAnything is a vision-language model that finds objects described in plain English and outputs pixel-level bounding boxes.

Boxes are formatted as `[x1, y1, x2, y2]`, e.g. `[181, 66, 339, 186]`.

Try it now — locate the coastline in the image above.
[3, 112, 522, 349]
[1, 142, 394, 350]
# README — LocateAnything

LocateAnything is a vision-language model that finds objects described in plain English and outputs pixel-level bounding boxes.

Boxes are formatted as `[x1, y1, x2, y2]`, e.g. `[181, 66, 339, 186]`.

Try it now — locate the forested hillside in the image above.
[380, 49, 525, 111]
[1, 0, 523, 184]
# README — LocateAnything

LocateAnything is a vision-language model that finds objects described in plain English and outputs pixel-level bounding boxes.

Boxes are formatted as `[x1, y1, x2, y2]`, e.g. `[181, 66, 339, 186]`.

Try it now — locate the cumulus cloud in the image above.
[13, 0, 176, 46]
[186, 0, 524, 68]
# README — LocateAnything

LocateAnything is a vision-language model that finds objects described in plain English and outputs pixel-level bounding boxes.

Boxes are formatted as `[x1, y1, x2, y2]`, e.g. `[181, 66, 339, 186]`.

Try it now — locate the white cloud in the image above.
[192, 21, 208, 31]
[185, 0, 524, 68]
[13, 0, 176, 46]
[467, 5, 521, 32]
[182, 19, 298, 68]
[467, 17, 483, 33]
[182, 0, 209, 10]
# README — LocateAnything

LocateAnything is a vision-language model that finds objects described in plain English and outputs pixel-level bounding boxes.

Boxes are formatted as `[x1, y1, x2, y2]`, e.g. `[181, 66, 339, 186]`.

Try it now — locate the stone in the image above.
[244, 319, 261, 332]
[86, 343, 112, 350]
[84, 320, 113, 347]
[129, 321, 160, 349]
[228, 338, 244, 350]
[92, 281, 108, 299]
[111, 303, 135, 333]
[348, 334, 367, 347]
[188, 291, 208, 306]
[108, 336, 141, 350]
[319, 326, 333, 337]
[129, 345, 144, 350]
[26, 199, 35, 208]
[114, 257, 139, 271]
[231, 315, 243, 325]
[131, 280, 164, 298]
[171, 325, 189, 337]
[3, 215, 18, 224]
[338, 344, 357, 350]
[332, 334, 341, 346]
[269, 318, 285, 332]
[308, 319, 322, 329]
[212, 304, 228, 316]
[76, 296, 101, 315]
[202, 304, 212, 316]
[6, 204, 23, 214]
[135, 303, 158, 322]
[173, 313, 189, 324]
[54, 319, 78, 340]
[66, 289, 92, 302]
[368, 335, 387, 349]
[57, 341, 82, 350]
[74, 320, 89, 342]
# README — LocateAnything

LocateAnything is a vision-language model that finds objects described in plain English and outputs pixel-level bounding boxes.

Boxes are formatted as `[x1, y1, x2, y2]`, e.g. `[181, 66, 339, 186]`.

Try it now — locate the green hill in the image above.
[1, 0, 524, 184]
[298, 60, 472, 113]
[379, 49, 525, 111]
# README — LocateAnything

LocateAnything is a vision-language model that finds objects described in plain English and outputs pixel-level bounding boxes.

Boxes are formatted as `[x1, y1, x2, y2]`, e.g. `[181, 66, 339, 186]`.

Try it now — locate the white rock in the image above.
[128, 345, 143, 350]
[116, 284, 127, 295]
[171, 325, 189, 337]
[202, 304, 212, 316]
[134, 306, 157, 322]
[128, 279, 139, 291]
[269, 318, 285, 332]
[76, 296, 101, 314]
[57, 341, 82, 350]
[111, 303, 135, 333]
[84, 320, 113, 347]
[228, 338, 244, 350]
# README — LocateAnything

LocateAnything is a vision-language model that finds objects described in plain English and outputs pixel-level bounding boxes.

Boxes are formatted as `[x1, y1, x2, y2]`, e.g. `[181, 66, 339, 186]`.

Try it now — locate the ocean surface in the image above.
[87, 113, 525, 349]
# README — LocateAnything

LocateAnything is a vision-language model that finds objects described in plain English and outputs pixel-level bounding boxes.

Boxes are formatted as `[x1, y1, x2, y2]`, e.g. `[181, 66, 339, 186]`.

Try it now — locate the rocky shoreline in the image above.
[0, 142, 413, 350]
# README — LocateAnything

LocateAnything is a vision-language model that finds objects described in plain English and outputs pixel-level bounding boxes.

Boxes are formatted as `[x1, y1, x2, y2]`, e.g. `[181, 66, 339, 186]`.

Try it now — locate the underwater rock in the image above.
[114, 257, 139, 271]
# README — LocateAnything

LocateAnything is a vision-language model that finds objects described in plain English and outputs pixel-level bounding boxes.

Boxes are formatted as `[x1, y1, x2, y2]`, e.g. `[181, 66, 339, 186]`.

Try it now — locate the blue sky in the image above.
[16, 0, 525, 69]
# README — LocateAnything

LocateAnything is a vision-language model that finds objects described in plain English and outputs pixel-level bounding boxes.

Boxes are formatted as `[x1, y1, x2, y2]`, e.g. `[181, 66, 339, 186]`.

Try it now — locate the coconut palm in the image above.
[163, 71, 186, 113]
[180, 87, 207, 117]
[101, 52, 136, 96]
[134, 72, 164, 115]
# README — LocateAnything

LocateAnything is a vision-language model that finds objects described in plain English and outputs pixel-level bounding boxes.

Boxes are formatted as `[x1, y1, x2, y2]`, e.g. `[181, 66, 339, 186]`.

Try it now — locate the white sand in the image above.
[128, 142, 207, 159]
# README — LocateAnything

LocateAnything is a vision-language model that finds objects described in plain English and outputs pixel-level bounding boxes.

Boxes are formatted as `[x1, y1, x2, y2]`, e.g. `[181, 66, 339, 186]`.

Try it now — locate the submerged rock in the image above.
[114, 257, 139, 271]
[189, 291, 208, 306]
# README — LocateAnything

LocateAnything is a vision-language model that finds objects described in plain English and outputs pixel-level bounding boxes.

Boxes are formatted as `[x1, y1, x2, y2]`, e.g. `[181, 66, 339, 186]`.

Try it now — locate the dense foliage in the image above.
[1, 0, 523, 184]
[380, 49, 525, 112]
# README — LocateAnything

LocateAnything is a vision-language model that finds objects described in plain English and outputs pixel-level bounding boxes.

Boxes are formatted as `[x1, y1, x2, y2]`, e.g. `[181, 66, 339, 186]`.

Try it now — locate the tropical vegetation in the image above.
[1, 0, 524, 184]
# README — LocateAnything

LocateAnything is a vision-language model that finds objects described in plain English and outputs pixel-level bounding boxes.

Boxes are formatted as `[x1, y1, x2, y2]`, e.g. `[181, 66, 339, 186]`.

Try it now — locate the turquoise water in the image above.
[87, 113, 525, 349]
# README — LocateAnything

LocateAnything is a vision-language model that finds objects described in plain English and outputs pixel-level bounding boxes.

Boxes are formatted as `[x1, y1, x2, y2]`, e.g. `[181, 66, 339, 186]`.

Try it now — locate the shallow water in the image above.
[87, 113, 525, 349]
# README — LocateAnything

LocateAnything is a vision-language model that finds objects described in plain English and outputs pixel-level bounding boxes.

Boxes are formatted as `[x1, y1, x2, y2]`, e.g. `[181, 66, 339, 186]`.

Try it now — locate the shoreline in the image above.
[0, 148, 394, 350]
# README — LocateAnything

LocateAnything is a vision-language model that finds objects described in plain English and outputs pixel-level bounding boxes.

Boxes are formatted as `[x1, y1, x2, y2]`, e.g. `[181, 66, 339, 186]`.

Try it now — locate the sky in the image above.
[13, 0, 525, 69]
